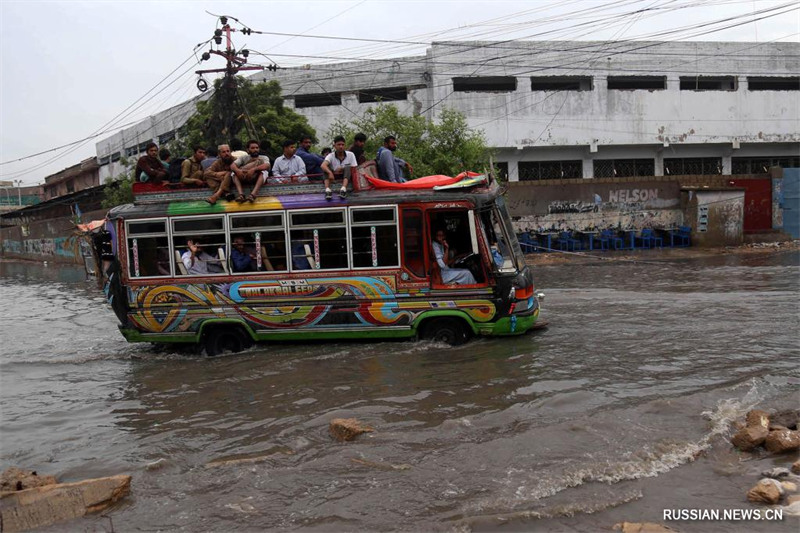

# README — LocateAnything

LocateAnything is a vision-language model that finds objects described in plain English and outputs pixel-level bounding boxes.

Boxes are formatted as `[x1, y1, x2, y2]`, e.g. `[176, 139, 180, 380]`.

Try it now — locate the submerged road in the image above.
[1, 251, 798, 531]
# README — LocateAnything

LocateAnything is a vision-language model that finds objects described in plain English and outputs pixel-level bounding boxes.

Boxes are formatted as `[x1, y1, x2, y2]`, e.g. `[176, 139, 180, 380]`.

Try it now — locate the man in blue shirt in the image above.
[377, 135, 411, 183]
[231, 236, 273, 272]
[296, 135, 325, 180]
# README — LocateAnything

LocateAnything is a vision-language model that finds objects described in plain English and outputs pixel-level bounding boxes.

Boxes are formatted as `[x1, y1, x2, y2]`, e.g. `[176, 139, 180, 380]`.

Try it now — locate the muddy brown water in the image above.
[1, 252, 798, 532]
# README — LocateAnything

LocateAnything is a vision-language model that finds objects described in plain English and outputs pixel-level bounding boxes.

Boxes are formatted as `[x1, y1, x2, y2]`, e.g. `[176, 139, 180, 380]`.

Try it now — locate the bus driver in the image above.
[432, 229, 476, 285]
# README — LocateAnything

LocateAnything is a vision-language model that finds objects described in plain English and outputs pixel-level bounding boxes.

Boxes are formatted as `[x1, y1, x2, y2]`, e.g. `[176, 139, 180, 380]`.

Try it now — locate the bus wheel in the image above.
[421, 317, 471, 346]
[204, 327, 251, 356]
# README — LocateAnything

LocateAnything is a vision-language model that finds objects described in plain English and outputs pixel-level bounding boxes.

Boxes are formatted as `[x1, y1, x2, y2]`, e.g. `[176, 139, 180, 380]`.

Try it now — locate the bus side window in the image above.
[289, 210, 348, 271]
[402, 209, 425, 278]
[126, 219, 170, 278]
[229, 213, 288, 272]
[350, 207, 399, 268]
[171, 216, 227, 276]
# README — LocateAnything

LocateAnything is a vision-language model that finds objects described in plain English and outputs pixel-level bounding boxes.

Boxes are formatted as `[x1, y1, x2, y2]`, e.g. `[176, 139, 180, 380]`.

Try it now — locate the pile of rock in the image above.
[746, 465, 800, 511]
[0, 467, 131, 532]
[730, 409, 800, 514]
[730, 409, 799, 454]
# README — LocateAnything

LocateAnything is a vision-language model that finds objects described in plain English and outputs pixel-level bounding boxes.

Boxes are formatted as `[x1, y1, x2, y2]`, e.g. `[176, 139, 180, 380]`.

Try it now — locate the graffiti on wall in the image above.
[507, 181, 682, 232]
[2, 236, 80, 259]
[548, 200, 599, 214]
[608, 188, 659, 203]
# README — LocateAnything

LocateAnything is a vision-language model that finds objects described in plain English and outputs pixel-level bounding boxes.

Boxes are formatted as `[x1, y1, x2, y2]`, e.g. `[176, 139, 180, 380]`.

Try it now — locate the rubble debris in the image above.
[745, 410, 770, 429]
[329, 418, 374, 442]
[0, 468, 57, 492]
[612, 522, 676, 533]
[746, 478, 784, 504]
[731, 425, 769, 452]
[764, 429, 800, 454]
[0, 474, 131, 532]
[769, 409, 799, 431]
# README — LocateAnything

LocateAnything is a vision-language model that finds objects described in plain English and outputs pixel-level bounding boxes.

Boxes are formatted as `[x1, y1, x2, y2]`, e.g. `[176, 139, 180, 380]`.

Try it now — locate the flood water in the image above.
[1, 252, 798, 532]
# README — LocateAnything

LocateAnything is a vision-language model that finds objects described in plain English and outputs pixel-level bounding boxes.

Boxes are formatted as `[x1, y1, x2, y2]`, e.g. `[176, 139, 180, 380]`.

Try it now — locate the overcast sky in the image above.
[0, 0, 797, 186]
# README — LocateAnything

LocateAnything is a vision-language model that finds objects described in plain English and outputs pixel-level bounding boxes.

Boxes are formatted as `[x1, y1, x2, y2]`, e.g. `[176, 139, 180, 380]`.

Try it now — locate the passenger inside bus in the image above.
[231, 236, 274, 272]
[181, 238, 225, 275]
[290, 238, 313, 270]
[432, 228, 476, 285]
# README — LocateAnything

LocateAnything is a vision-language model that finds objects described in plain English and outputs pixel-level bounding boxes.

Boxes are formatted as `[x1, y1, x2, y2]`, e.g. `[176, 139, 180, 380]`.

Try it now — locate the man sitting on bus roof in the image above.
[202, 144, 235, 205]
[349, 132, 367, 165]
[377, 135, 412, 183]
[271, 140, 307, 185]
[296, 135, 325, 179]
[231, 140, 270, 203]
[321, 135, 356, 200]
[180, 146, 207, 186]
[181, 238, 224, 275]
[135, 142, 168, 184]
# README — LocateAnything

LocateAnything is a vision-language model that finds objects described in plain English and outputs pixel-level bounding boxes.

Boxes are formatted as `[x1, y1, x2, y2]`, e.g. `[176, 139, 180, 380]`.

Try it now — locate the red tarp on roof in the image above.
[366, 171, 480, 190]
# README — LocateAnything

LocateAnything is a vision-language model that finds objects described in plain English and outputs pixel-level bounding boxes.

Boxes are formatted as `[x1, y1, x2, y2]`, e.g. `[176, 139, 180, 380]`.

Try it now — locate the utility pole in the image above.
[195, 16, 276, 142]
[13, 179, 22, 206]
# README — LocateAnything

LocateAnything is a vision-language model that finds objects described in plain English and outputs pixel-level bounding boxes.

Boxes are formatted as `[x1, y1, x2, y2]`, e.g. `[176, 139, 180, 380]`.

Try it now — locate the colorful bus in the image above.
[102, 173, 539, 354]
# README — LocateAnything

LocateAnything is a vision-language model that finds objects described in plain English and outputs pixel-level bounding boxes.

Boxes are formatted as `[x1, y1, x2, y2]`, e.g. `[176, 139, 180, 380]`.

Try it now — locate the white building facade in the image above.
[95, 40, 799, 181]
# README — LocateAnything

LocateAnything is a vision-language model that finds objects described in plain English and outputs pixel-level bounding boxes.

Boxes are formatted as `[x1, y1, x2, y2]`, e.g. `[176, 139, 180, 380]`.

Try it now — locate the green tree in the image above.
[178, 77, 316, 161]
[328, 104, 492, 178]
[101, 157, 134, 208]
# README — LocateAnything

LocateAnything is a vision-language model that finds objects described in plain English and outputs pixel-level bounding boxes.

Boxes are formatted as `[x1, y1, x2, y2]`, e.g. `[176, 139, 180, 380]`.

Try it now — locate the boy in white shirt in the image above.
[321, 135, 356, 200]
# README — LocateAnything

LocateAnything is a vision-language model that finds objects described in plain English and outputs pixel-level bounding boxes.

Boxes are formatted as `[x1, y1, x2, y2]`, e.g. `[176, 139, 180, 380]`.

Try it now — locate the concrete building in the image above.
[41, 157, 100, 200]
[0, 182, 42, 213]
[89, 40, 798, 245]
[95, 97, 201, 183]
[95, 40, 799, 183]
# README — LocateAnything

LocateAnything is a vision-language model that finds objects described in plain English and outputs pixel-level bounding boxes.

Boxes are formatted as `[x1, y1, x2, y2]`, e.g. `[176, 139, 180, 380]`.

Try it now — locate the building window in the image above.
[65, 180, 75, 193]
[594, 159, 654, 178]
[493, 162, 508, 181]
[519, 160, 583, 181]
[125, 146, 138, 157]
[664, 157, 722, 176]
[138, 141, 151, 152]
[111, 152, 121, 162]
[453, 76, 516, 93]
[294, 93, 342, 108]
[98, 156, 110, 166]
[158, 130, 176, 144]
[679, 76, 737, 91]
[358, 87, 408, 103]
[732, 156, 800, 174]
[747, 77, 799, 91]
[530, 76, 593, 91]
[607, 76, 666, 90]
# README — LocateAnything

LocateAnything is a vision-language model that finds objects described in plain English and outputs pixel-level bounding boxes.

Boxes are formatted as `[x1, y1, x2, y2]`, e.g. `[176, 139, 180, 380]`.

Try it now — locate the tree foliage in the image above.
[328, 104, 492, 178]
[178, 77, 316, 161]
[101, 157, 134, 209]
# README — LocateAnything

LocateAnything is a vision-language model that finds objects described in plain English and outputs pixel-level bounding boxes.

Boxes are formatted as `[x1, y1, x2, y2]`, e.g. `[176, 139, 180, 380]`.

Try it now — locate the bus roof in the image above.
[108, 180, 502, 221]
